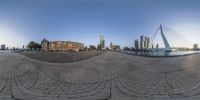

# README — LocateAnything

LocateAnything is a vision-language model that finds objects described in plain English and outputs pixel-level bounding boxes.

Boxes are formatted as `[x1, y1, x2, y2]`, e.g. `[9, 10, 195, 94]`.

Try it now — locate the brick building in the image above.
[41, 38, 84, 52]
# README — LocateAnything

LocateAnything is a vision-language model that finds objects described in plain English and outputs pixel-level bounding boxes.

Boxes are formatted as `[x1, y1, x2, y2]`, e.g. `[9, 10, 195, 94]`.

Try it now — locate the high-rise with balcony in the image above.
[1, 44, 5, 50]
[100, 35, 105, 49]
[140, 35, 150, 50]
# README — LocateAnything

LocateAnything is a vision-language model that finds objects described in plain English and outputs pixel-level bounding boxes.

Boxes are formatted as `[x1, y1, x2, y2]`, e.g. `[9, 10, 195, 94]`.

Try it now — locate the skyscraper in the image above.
[193, 44, 199, 50]
[1, 44, 5, 50]
[110, 42, 113, 48]
[140, 35, 150, 50]
[100, 35, 105, 49]
[22, 45, 25, 50]
[134, 39, 139, 50]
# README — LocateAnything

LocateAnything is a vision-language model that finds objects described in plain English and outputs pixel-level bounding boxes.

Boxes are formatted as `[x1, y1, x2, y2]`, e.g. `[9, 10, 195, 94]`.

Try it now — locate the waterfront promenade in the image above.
[0, 51, 200, 100]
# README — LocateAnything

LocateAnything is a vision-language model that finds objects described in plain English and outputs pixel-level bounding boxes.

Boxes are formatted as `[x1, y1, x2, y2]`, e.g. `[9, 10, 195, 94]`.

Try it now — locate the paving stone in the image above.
[0, 51, 200, 100]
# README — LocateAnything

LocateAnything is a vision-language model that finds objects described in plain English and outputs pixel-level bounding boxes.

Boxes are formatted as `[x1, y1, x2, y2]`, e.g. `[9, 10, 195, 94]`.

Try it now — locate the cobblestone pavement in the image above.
[0, 51, 200, 100]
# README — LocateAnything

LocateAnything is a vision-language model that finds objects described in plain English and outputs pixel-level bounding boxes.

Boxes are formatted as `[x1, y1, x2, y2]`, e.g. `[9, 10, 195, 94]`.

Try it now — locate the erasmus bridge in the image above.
[148, 25, 172, 52]
[148, 24, 193, 52]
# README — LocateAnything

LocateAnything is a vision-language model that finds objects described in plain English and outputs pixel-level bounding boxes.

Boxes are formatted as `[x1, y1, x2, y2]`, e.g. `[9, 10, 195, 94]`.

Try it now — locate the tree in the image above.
[123, 46, 131, 51]
[35, 43, 41, 49]
[90, 45, 96, 50]
[84, 46, 88, 51]
[27, 41, 41, 50]
[27, 41, 35, 50]
[97, 44, 101, 50]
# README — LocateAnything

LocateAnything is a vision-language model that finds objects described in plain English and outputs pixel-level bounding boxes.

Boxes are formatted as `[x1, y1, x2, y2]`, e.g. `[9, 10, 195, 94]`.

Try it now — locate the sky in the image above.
[0, 0, 200, 48]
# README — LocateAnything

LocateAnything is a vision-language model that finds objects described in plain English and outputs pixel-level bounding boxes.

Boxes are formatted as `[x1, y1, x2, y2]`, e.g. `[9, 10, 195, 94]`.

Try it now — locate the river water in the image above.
[120, 50, 200, 57]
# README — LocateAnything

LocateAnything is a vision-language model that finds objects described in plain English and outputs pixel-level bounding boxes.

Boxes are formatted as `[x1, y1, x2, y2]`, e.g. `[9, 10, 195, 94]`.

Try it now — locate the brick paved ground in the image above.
[0, 51, 200, 100]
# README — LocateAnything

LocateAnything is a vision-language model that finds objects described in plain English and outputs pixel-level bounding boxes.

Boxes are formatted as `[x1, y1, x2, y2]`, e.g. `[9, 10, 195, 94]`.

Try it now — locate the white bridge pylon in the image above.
[149, 25, 171, 52]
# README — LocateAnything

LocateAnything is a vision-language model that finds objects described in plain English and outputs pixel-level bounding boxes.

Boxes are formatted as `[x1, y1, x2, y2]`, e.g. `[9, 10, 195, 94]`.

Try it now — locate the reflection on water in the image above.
[0, 50, 12, 53]
[120, 50, 200, 57]
[1, 50, 200, 57]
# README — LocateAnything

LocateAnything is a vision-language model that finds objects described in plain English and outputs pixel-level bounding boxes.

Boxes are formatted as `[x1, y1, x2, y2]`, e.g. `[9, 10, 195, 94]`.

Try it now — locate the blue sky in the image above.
[0, 0, 200, 48]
